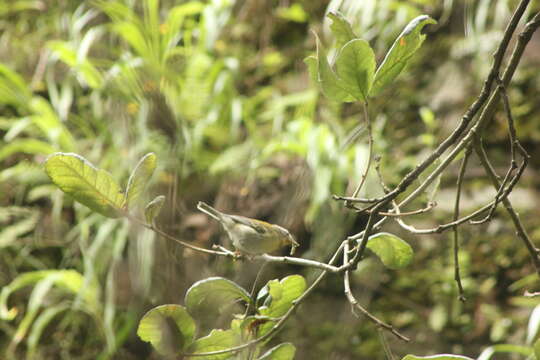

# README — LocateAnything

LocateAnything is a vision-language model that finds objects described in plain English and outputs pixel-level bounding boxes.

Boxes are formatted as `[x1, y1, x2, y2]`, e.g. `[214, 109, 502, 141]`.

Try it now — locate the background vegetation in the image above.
[1, 0, 540, 359]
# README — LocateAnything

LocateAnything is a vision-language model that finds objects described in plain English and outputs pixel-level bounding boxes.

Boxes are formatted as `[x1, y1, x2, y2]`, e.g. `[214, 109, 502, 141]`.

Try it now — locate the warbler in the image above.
[197, 201, 299, 255]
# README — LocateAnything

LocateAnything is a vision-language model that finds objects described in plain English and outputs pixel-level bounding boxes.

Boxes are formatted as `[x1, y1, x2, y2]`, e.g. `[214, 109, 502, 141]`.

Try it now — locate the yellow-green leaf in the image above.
[371, 15, 437, 97]
[328, 12, 356, 49]
[44, 153, 125, 218]
[335, 39, 376, 102]
[137, 304, 196, 355]
[189, 329, 237, 360]
[367, 232, 413, 269]
[125, 152, 157, 207]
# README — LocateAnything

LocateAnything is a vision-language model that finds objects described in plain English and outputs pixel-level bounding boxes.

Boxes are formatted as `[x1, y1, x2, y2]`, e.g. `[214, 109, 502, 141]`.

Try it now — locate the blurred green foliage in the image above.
[1, 0, 540, 359]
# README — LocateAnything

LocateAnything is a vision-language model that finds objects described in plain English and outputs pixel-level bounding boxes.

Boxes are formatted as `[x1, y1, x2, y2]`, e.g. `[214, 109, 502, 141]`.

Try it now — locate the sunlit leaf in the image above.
[125, 152, 157, 207]
[137, 304, 196, 355]
[258, 275, 306, 336]
[185, 277, 251, 317]
[328, 12, 356, 49]
[189, 329, 237, 360]
[258, 343, 296, 360]
[144, 195, 165, 225]
[314, 37, 355, 103]
[366, 232, 413, 269]
[371, 15, 437, 97]
[45, 153, 126, 218]
[335, 39, 376, 102]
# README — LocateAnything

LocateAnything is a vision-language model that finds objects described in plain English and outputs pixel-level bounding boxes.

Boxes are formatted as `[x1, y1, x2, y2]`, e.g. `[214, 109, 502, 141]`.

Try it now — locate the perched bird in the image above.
[197, 201, 299, 255]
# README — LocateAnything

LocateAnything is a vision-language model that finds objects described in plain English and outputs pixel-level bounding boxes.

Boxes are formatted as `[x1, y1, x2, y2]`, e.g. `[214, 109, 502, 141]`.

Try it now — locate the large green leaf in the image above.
[258, 275, 306, 336]
[125, 152, 157, 207]
[189, 329, 237, 360]
[366, 232, 413, 269]
[185, 277, 252, 317]
[370, 15, 437, 97]
[258, 343, 296, 360]
[144, 195, 165, 224]
[327, 12, 356, 49]
[137, 304, 196, 355]
[335, 39, 376, 102]
[402, 356, 474, 360]
[44, 153, 126, 218]
[314, 37, 355, 103]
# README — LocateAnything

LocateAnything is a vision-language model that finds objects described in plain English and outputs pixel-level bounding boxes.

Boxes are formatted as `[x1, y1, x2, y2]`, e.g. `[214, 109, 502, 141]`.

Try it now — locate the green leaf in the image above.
[335, 39, 376, 102]
[366, 232, 413, 269]
[258, 276, 306, 336]
[144, 195, 165, 224]
[44, 153, 126, 218]
[371, 15, 437, 97]
[304, 56, 318, 84]
[125, 152, 157, 207]
[0, 139, 56, 162]
[534, 338, 540, 360]
[0, 270, 99, 321]
[477, 345, 533, 360]
[258, 343, 296, 360]
[402, 356, 474, 360]
[328, 12, 356, 49]
[185, 277, 252, 317]
[189, 329, 237, 360]
[137, 304, 196, 355]
[315, 37, 355, 103]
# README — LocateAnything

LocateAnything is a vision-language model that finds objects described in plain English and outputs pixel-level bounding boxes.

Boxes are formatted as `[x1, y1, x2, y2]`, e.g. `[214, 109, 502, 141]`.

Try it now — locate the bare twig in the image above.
[343, 242, 410, 342]
[348, 7, 540, 245]
[350, 102, 373, 202]
[374, 202, 436, 217]
[453, 146, 472, 302]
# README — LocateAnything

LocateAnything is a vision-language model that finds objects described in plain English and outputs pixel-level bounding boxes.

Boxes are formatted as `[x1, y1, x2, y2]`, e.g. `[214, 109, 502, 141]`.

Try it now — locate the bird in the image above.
[197, 201, 299, 255]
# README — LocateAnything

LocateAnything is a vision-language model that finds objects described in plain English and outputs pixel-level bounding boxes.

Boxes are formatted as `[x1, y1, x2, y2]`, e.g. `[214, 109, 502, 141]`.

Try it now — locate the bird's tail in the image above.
[197, 201, 223, 221]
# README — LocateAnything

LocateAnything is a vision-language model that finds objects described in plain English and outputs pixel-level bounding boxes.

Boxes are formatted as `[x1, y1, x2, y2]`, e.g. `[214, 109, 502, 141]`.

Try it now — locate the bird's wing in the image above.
[230, 215, 267, 234]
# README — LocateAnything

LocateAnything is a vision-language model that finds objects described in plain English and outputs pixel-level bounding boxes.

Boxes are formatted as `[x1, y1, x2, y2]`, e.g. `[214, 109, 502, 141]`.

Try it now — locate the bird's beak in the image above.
[288, 234, 299, 256]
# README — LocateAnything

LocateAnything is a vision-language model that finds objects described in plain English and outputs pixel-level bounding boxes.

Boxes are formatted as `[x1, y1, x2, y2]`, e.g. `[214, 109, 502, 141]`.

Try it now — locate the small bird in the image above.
[197, 201, 299, 255]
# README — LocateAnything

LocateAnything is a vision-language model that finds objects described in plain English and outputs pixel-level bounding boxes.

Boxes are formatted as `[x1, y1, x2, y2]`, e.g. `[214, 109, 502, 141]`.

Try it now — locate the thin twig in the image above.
[343, 242, 410, 342]
[350, 102, 373, 201]
[453, 146, 472, 302]
[473, 137, 539, 274]
[374, 202, 436, 217]
[393, 150, 525, 235]
[333, 194, 385, 204]
[348, 0, 532, 215]
[348, 7, 540, 244]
